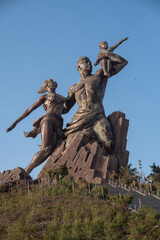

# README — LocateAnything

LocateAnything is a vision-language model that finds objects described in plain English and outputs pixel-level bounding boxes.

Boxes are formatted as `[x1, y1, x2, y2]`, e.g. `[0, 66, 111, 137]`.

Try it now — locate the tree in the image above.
[150, 162, 160, 174]
[148, 162, 160, 183]
[120, 163, 137, 185]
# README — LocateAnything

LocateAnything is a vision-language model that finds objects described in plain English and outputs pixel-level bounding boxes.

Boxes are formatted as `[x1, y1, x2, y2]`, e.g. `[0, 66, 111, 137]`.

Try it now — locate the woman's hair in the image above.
[37, 79, 57, 94]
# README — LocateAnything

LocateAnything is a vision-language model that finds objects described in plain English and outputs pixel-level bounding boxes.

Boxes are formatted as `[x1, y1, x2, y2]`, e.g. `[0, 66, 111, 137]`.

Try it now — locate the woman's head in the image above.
[37, 79, 57, 94]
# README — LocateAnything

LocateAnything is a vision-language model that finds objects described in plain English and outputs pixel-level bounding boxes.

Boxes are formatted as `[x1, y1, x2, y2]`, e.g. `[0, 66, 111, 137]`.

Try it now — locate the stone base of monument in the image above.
[0, 167, 32, 185]
[37, 111, 129, 184]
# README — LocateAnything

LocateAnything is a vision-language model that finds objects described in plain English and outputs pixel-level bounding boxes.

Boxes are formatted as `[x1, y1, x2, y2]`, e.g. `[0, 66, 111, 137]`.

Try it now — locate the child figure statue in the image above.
[94, 37, 128, 77]
[6, 79, 66, 174]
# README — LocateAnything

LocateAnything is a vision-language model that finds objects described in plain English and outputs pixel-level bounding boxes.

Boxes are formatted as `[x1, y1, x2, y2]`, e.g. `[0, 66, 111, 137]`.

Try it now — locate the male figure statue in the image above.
[63, 51, 128, 152]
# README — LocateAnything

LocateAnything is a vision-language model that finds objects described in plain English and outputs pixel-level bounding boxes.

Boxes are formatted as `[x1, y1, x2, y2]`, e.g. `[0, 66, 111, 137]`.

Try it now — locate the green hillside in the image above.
[0, 177, 160, 240]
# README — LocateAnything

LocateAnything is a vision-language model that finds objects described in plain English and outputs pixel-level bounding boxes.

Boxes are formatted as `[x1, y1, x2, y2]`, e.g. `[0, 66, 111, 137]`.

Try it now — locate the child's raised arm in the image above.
[109, 37, 128, 52]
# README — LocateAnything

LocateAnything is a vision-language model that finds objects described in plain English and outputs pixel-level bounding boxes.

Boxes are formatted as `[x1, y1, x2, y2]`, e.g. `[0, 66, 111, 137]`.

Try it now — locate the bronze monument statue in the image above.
[94, 37, 128, 77]
[6, 79, 65, 174]
[63, 50, 128, 152]
[37, 47, 129, 184]
[4, 39, 129, 184]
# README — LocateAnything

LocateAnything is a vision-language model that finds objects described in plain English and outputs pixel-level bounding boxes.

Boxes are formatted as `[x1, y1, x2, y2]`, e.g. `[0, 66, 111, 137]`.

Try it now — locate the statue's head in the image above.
[77, 56, 92, 76]
[37, 79, 57, 94]
[99, 41, 108, 50]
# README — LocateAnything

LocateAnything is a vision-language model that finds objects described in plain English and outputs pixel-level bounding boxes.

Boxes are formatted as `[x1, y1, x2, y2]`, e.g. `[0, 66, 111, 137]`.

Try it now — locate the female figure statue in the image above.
[6, 79, 65, 174]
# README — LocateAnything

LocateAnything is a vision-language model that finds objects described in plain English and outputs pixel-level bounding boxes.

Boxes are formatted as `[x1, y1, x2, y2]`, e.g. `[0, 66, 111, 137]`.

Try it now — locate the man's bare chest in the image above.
[75, 76, 102, 101]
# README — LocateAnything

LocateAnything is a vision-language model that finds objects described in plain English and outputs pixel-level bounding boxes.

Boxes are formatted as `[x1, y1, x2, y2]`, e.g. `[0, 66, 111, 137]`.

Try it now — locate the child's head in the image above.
[99, 41, 108, 50]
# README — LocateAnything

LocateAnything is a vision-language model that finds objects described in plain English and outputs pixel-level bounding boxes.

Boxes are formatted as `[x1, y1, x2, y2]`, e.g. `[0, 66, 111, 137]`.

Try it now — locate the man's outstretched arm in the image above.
[62, 87, 76, 114]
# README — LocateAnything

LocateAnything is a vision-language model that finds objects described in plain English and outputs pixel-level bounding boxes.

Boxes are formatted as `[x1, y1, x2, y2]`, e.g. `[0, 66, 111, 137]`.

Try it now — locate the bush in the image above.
[0, 184, 7, 193]
[109, 193, 133, 206]
[127, 207, 160, 240]
[91, 186, 108, 200]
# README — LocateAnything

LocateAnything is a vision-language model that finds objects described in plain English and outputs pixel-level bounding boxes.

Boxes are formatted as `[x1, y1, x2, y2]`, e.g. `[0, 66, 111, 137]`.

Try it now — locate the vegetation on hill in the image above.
[110, 162, 160, 197]
[0, 170, 160, 240]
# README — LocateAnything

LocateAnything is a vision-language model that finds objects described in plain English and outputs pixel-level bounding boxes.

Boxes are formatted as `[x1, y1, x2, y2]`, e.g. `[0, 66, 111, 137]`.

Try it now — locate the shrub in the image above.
[127, 207, 160, 240]
[0, 176, 160, 240]
[109, 193, 133, 206]
[91, 186, 108, 200]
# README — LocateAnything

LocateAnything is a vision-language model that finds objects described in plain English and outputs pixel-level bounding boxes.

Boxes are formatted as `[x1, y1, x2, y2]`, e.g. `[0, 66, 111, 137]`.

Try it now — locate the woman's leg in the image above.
[25, 121, 56, 174]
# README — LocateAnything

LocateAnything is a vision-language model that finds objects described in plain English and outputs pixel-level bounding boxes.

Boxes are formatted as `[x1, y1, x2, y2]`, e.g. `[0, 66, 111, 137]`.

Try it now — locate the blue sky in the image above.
[1, 0, 160, 179]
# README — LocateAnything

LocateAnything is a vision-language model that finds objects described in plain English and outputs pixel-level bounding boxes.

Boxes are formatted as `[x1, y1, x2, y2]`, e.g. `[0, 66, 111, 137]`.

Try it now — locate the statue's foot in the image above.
[24, 166, 30, 175]
[24, 131, 37, 138]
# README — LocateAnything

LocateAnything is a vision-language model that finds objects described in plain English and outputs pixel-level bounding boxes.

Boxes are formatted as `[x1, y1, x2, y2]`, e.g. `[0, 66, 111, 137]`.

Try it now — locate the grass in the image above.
[0, 177, 160, 240]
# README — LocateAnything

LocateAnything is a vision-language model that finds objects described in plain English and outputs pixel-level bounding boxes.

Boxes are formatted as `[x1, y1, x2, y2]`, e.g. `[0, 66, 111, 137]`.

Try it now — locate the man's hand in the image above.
[94, 60, 100, 66]
[6, 122, 17, 132]
[96, 52, 109, 61]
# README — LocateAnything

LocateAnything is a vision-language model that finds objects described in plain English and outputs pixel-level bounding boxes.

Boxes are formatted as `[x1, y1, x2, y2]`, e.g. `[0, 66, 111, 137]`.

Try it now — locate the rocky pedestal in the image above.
[37, 111, 129, 184]
[0, 167, 32, 185]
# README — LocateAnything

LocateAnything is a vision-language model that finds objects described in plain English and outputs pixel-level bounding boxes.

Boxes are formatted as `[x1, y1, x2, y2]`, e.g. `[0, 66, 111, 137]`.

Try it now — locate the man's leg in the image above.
[93, 118, 113, 152]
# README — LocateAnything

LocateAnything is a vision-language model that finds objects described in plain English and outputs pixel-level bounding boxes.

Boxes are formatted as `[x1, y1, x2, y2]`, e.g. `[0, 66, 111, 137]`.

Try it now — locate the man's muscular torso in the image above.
[69, 72, 107, 111]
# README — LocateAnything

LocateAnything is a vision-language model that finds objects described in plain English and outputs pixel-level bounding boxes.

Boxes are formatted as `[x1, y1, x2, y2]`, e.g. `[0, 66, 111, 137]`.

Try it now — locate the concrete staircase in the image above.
[103, 183, 160, 211]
